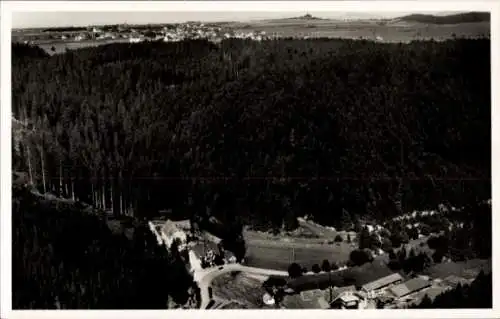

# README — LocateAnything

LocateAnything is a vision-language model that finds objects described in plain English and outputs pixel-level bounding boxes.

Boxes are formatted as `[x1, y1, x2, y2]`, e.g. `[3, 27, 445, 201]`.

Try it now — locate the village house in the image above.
[335, 294, 361, 309]
[361, 273, 405, 298]
[328, 285, 361, 309]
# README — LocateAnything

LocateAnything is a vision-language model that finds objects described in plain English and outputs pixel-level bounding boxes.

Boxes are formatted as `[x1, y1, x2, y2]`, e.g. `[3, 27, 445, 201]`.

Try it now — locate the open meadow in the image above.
[244, 219, 356, 270]
[245, 240, 355, 270]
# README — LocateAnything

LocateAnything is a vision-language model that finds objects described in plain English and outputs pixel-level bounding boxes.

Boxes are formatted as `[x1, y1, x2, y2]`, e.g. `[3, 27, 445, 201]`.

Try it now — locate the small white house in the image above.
[263, 293, 275, 306]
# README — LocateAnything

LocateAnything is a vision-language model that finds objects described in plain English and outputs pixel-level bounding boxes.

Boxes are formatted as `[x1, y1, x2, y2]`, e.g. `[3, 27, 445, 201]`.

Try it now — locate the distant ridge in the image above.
[396, 12, 490, 25]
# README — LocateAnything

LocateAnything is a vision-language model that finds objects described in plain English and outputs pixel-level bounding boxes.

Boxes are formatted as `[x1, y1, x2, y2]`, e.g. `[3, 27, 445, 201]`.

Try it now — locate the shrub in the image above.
[288, 263, 303, 278]
[321, 259, 331, 272]
[312, 264, 321, 273]
[349, 249, 373, 267]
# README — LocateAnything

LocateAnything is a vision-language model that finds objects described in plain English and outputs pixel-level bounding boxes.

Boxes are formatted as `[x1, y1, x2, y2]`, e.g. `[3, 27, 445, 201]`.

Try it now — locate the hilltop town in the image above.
[13, 22, 270, 46]
[12, 11, 490, 54]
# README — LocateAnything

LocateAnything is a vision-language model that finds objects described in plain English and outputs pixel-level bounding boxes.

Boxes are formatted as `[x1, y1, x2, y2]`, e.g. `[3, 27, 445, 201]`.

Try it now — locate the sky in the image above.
[12, 11, 458, 29]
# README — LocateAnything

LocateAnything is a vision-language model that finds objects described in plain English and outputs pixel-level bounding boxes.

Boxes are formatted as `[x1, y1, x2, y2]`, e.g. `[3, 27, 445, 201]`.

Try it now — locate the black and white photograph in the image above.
[1, 0, 498, 317]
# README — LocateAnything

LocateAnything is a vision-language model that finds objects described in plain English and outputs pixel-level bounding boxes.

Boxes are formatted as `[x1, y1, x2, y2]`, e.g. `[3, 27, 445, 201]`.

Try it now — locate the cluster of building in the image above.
[274, 269, 472, 309]
[148, 217, 237, 273]
[14, 22, 273, 46]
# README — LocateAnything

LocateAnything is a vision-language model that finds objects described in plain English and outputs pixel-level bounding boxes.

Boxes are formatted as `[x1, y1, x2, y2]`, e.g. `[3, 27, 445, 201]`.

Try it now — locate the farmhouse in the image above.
[328, 285, 361, 309]
[328, 285, 356, 303]
[361, 273, 404, 296]
[388, 277, 431, 300]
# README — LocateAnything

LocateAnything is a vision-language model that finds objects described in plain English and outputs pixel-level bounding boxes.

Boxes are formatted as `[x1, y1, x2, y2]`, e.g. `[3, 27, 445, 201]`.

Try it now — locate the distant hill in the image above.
[397, 12, 490, 25]
[286, 14, 325, 21]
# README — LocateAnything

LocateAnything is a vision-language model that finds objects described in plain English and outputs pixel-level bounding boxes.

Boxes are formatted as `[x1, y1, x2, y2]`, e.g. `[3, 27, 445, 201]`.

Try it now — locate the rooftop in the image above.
[389, 278, 431, 298]
[362, 273, 404, 292]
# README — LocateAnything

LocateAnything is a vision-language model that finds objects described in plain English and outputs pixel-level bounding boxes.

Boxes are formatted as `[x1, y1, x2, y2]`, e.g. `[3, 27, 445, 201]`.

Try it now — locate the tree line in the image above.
[12, 37, 491, 233]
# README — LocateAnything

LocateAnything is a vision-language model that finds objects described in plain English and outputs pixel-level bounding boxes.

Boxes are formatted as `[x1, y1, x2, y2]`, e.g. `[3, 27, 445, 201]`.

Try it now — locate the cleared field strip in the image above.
[246, 237, 354, 250]
[246, 242, 353, 271]
[244, 231, 345, 246]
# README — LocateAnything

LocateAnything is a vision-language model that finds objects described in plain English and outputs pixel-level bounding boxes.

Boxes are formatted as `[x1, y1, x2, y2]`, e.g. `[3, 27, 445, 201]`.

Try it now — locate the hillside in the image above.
[397, 12, 490, 25]
[12, 178, 195, 309]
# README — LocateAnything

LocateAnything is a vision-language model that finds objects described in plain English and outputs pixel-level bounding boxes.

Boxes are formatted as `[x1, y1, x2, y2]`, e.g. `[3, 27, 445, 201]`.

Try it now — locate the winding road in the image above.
[148, 219, 351, 309]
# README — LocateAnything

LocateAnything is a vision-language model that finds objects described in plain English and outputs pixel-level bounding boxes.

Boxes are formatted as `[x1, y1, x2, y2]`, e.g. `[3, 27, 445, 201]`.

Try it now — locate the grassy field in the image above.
[211, 272, 268, 309]
[244, 217, 356, 271]
[245, 241, 355, 271]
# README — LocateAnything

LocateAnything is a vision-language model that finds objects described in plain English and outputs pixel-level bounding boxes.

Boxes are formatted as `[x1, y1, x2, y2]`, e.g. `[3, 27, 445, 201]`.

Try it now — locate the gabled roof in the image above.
[361, 273, 404, 292]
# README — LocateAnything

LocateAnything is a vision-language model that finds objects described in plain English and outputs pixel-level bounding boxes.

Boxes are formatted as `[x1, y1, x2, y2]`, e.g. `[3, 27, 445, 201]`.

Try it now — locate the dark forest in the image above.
[11, 38, 491, 308]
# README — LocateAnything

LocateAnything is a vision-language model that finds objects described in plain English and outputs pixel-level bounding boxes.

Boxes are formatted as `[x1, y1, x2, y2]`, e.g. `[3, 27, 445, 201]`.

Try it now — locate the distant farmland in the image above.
[229, 20, 490, 42]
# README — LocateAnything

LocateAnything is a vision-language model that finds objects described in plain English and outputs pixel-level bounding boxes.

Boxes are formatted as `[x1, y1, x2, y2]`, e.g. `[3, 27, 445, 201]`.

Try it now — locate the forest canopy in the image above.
[11, 38, 491, 231]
